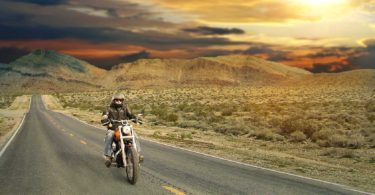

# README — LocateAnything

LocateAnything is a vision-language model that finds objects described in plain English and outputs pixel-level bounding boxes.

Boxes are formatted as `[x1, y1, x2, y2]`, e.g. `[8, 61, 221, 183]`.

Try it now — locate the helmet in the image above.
[112, 93, 125, 107]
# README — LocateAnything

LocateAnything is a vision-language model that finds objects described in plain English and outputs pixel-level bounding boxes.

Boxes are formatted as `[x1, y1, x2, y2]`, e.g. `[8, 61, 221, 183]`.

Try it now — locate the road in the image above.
[0, 96, 369, 195]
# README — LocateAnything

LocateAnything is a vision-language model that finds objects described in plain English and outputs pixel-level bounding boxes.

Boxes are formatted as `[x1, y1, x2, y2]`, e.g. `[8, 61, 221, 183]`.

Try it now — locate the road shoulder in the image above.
[0, 95, 31, 151]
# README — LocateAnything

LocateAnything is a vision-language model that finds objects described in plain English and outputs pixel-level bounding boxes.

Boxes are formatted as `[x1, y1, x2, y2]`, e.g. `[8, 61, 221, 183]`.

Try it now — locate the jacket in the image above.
[102, 103, 136, 130]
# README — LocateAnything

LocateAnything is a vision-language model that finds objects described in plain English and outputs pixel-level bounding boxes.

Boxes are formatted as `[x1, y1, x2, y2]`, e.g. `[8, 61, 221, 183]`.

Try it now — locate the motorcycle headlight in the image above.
[122, 126, 131, 135]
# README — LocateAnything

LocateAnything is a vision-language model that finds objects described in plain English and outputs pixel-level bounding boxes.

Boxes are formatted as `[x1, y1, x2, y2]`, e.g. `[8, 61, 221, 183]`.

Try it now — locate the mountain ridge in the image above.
[1, 50, 374, 92]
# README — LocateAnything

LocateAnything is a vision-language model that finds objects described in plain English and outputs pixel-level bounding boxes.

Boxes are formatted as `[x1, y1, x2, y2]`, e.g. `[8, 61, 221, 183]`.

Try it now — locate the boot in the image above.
[105, 156, 112, 168]
[139, 154, 144, 163]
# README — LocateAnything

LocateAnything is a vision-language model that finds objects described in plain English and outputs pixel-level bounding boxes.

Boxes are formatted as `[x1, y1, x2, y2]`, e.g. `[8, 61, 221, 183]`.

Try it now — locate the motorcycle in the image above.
[108, 119, 141, 184]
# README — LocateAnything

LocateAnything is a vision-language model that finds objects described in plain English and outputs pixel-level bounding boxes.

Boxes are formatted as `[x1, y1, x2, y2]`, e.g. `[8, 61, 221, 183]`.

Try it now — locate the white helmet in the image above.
[112, 93, 125, 107]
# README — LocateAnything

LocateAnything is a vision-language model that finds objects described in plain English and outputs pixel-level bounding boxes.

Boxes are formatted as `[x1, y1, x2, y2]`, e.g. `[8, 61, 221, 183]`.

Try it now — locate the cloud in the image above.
[308, 62, 353, 73]
[182, 26, 245, 35]
[362, 38, 375, 50]
[0, 47, 31, 63]
[242, 44, 293, 61]
[8, 0, 67, 6]
[119, 50, 150, 62]
[150, 0, 363, 23]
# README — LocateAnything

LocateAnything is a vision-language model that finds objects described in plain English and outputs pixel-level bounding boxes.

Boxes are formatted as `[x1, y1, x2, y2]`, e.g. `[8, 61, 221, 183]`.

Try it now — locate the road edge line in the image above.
[0, 96, 32, 158]
[40, 96, 371, 194]
[140, 139, 371, 195]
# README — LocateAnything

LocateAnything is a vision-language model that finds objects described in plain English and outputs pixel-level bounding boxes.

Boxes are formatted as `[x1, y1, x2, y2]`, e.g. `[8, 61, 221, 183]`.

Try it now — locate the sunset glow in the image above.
[0, 0, 374, 72]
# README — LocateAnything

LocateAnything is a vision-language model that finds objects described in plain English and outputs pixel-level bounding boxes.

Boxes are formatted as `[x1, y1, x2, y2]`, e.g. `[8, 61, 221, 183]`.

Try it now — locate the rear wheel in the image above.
[126, 146, 139, 184]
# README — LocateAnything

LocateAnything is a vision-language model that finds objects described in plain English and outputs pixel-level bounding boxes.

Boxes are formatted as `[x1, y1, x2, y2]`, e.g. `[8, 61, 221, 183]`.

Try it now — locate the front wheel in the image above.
[126, 146, 140, 184]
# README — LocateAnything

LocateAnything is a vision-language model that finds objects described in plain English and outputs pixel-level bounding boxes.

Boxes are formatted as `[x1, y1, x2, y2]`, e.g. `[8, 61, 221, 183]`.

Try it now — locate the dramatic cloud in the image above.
[182, 26, 245, 35]
[8, 0, 67, 6]
[119, 51, 151, 63]
[308, 62, 353, 73]
[242, 44, 293, 61]
[0, 47, 31, 63]
[150, 0, 371, 23]
[345, 38, 375, 69]
[0, 0, 375, 72]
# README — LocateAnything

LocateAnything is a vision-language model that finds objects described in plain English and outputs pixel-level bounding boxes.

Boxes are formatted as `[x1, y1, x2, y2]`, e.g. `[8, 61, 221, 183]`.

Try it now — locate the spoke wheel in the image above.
[125, 147, 139, 184]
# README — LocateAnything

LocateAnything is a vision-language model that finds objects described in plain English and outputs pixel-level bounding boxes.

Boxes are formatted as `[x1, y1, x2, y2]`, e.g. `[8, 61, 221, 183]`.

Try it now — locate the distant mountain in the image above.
[0, 49, 106, 93]
[1, 51, 374, 93]
[288, 69, 375, 88]
[106, 55, 311, 88]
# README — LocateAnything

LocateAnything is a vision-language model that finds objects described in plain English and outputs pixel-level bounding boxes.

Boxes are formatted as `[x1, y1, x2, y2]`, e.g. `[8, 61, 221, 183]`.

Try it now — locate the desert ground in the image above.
[41, 84, 375, 192]
[0, 95, 31, 147]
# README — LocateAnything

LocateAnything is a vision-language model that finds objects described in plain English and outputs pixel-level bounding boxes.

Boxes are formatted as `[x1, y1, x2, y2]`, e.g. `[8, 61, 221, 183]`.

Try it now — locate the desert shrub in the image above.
[163, 113, 179, 122]
[290, 131, 307, 142]
[320, 148, 356, 158]
[279, 117, 319, 138]
[166, 133, 177, 139]
[180, 132, 193, 140]
[153, 131, 161, 137]
[328, 134, 348, 147]
[367, 113, 375, 123]
[177, 103, 189, 111]
[213, 124, 249, 136]
[347, 133, 365, 149]
[251, 129, 283, 141]
[221, 108, 234, 116]
[365, 100, 375, 112]
[177, 120, 210, 131]
[0, 95, 17, 109]
[194, 109, 208, 118]
[268, 118, 282, 128]
[208, 115, 224, 123]
[311, 129, 335, 142]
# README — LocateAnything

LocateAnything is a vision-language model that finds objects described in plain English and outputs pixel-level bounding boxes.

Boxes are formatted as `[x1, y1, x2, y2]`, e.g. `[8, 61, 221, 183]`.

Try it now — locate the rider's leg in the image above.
[104, 130, 115, 167]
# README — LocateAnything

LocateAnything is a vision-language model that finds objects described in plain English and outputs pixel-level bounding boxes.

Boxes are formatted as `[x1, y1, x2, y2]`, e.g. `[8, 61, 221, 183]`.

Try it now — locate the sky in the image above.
[0, 0, 375, 72]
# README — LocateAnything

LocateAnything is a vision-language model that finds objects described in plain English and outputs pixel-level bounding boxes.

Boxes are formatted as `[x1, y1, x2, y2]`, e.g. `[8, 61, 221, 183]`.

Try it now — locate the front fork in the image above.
[119, 132, 127, 167]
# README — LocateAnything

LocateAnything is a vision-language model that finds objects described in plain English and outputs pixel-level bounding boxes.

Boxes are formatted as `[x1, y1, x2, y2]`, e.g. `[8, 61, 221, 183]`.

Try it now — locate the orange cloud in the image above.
[151, 0, 364, 23]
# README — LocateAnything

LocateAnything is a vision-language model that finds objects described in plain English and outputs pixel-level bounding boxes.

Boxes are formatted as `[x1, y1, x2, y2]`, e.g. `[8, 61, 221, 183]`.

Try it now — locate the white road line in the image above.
[40, 96, 371, 194]
[0, 96, 32, 158]
[141, 138, 371, 195]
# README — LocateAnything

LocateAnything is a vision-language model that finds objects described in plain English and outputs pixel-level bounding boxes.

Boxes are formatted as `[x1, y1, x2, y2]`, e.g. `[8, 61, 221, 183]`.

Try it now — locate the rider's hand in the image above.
[101, 118, 110, 125]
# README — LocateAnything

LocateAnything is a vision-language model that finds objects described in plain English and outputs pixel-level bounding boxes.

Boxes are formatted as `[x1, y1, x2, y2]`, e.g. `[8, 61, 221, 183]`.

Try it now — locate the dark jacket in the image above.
[102, 103, 136, 130]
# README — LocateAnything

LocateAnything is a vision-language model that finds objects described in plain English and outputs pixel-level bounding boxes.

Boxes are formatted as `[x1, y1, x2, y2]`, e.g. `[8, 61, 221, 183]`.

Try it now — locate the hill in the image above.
[1, 51, 374, 92]
[106, 55, 312, 88]
[0, 49, 106, 93]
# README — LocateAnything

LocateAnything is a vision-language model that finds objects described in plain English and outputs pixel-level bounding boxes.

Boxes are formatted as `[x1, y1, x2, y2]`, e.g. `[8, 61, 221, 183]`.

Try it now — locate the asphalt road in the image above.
[0, 96, 369, 195]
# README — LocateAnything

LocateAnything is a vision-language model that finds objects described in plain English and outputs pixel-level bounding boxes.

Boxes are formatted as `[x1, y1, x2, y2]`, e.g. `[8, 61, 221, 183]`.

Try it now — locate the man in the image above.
[101, 93, 143, 167]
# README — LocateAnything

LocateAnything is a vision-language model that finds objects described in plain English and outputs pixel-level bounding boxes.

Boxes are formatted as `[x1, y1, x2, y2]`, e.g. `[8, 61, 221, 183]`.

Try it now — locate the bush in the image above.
[180, 132, 193, 140]
[328, 134, 348, 147]
[311, 129, 335, 142]
[221, 109, 234, 116]
[163, 113, 179, 122]
[177, 120, 210, 131]
[347, 133, 365, 149]
[290, 131, 307, 142]
[251, 129, 283, 141]
[367, 113, 375, 123]
[365, 100, 375, 112]
[214, 124, 249, 136]
[280, 117, 319, 138]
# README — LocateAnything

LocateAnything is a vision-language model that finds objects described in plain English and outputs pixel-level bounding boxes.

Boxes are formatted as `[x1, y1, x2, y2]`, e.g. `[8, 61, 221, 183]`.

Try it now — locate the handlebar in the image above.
[110, 118, 143, 125]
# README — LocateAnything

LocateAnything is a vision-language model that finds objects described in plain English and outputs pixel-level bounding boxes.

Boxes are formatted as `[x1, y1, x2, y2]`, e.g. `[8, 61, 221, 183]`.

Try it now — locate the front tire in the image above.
[126, 147, 139, 184]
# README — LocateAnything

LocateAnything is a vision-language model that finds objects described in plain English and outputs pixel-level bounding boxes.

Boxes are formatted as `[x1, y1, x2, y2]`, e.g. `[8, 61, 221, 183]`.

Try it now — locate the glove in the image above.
[101, 117, 110, 125]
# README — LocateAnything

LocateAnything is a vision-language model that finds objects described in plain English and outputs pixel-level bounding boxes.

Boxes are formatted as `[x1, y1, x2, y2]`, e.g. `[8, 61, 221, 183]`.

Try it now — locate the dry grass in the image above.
[46, 85, 375, 192]
[0, 95, 31, 146]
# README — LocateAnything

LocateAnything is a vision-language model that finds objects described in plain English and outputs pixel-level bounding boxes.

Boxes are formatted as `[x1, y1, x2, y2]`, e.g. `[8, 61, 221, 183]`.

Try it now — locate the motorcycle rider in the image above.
[101, 93, 143, 167]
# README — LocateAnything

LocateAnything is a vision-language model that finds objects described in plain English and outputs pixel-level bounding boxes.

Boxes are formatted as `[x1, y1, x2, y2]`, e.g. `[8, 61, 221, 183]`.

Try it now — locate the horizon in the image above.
[0, 0, 375, 72]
